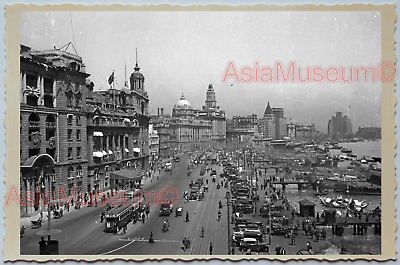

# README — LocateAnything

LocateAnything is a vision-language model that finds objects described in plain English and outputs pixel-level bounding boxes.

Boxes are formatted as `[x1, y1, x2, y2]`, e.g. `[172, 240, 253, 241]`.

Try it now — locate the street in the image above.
[21, 154, 229, 255]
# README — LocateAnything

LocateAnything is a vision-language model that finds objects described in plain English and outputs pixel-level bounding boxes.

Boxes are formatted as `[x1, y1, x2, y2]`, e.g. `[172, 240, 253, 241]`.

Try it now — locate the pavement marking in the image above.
[98, 239, 136, 255]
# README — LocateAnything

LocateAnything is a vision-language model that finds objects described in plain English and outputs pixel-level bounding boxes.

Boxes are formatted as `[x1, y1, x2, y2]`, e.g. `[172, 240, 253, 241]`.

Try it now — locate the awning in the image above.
[93, 131, 103, 137]
[123, 118, 130, 123]
[93, 151, 103, 158]
[108, 150, 113, 155]
[102, 151, 107, 156]
[93, 115, 99, 120]
[133, 148, 141, 153]
[111, 168, 142, 180]
[125, 148, 130, 153]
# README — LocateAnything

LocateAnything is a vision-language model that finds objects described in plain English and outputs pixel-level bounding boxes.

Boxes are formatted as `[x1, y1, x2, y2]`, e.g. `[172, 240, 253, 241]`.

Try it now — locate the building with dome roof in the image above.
[168, 94, 212, 152]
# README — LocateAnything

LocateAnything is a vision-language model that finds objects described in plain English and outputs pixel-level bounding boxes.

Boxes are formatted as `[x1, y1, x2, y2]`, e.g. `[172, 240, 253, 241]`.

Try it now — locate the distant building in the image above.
[328, 112, 352, 139]
[272, 107, 287, 140]
[150, 108, 172, 159]
[258, 103, 287, 140]
[149, 124, 159, 167]
[356, 126, 381, 139]
[196, 84, 226, 149]
[259, 102, 275, 139]
[226, 114, 258, 149]
[286, 122, 319, 141]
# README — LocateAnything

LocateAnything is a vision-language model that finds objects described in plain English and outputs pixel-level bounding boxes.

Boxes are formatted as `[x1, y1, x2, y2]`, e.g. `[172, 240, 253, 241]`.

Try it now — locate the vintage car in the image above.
[238, 238, 269, 253]
[159, 203, 173, 216]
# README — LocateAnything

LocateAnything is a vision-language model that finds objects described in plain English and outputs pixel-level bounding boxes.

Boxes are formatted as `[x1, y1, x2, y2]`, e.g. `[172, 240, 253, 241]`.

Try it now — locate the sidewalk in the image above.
[20, 202, 97, 230]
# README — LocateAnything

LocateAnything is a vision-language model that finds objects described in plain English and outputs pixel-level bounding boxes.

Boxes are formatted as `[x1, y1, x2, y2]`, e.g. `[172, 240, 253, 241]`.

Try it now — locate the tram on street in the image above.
[104, 197, 145, 234]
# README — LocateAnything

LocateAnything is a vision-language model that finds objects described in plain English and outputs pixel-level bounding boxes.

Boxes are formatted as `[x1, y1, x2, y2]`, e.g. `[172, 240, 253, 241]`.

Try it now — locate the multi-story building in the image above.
[149, 124, 159, 164]
[20, 44, 152, 217]
[272, 107, 287, 140]
[259, 102, 275, 139]
[150, 109, 172, 159]
[286, 122, 319, 141]
[20, 44, 90, 215]
[196, 84, 226, 149]
[226, 114, 258, 150]
[328, 112, 352, 139]
[86, 61, 150, 193]
[169, 94, 212, 152]
[356, 127, 381, 139]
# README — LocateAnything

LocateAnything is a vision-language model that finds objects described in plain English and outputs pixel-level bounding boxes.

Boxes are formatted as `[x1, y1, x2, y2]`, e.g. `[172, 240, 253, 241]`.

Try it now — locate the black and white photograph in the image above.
[10, 5, 396, 259]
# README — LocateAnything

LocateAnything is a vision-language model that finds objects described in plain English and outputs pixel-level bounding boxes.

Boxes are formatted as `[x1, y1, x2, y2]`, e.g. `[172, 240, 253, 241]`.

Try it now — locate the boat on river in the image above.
[318, 196, 350, 208]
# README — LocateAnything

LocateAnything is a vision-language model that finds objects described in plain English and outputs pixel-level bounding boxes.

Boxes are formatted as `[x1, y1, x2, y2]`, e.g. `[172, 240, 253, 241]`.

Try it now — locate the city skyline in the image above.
[20, 11, 381, 133]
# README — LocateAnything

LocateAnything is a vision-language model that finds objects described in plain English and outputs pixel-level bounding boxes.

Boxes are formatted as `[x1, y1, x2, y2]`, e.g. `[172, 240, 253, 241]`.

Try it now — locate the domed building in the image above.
[172, 94, 194, 118]
[168, 94, 212, 152]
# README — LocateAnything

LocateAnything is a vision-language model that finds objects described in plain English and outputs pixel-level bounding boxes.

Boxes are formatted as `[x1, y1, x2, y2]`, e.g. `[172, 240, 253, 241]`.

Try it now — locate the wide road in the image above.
[20, 154, 229, 256]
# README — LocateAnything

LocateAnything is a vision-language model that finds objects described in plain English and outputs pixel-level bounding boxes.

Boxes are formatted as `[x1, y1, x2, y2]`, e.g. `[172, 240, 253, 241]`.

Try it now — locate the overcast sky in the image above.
[20, 11, 381, 133]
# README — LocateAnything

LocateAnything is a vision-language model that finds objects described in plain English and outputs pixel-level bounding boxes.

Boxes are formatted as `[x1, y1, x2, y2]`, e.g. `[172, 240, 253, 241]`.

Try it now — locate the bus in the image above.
[104, 197, 145, 234]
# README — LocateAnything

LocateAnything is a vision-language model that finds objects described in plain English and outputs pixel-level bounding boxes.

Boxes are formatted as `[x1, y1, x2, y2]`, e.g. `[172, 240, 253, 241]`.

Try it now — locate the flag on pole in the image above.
[108, 72, 114, 85]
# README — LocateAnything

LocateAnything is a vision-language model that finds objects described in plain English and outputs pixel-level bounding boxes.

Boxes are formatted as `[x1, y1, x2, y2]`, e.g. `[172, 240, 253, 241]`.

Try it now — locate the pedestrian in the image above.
[149, 231, 154, 243]
[39, 237, 47, 254]
[60, 208, 63, 217]
[123, 223, 127, 234]
[175, 208, 178, 217]
[40, 210, 43, 219]
[66, 203, 70, 212]
[275, 245, 281, 255]
[100, 212, 104, 223]
[186, 211, 190, 222]
[306, 242, 312, 252]
[209, 243, 213, 255]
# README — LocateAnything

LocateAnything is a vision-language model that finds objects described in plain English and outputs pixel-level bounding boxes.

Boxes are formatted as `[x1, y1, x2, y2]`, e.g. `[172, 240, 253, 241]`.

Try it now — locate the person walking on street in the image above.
[185, 211, 190, 222]
[209, 243, 213, 255]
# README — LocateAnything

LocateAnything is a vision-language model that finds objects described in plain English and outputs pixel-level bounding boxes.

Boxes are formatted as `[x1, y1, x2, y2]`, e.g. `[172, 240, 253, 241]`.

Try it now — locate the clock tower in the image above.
[205, 84, 217, 109]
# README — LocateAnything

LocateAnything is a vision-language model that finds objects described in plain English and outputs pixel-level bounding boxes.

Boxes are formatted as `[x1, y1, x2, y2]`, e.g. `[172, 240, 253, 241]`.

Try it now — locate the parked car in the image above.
[239, 238, 269, 253]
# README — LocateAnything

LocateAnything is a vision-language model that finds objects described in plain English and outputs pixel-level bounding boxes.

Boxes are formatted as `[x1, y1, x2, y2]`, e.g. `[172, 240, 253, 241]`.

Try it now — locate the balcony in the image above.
[46, 122, 56, 129]
[29, 121, 40, 129]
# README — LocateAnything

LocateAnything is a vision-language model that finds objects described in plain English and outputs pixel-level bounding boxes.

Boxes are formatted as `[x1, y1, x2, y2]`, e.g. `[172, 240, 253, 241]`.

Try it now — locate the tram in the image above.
[104, 197, 145, 234]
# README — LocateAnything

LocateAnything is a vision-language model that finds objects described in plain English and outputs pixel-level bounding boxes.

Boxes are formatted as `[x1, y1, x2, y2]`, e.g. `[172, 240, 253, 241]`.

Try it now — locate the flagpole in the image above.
[113, 70, 115, 111]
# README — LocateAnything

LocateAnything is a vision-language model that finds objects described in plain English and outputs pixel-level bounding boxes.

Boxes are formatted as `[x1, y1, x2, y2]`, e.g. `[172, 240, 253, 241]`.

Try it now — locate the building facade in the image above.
[169, 94, 212, 152]
[20, 45, 151, 216]
[328, 112, 352, 139]
[86, 61, 150, 193]
[356, 126, 381, 139]
[259, 102, 275, 139]
[196, 84, 226, 149]
[20, 45, 90, 215]
[149, 124, 160, 166]
[226, 114, 258, 150]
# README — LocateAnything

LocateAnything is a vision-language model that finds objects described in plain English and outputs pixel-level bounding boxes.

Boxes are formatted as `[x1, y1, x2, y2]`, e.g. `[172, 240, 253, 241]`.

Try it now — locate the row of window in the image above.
[68, 129, 82, 141]
[67, 114, 82, 126]
[67, 164, 83, 179]
[68, 147, 82, 159]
